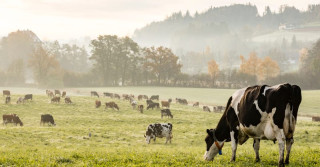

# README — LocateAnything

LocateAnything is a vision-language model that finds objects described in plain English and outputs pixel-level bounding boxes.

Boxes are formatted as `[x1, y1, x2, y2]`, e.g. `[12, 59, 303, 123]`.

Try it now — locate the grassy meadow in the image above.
[0, 87, 319, 166]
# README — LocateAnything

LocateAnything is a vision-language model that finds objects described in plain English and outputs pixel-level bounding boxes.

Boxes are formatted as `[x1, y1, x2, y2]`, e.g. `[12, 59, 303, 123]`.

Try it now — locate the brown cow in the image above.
[193, 102, 199, 107]
[122, 94, 130, 101]
[105, 102, 119, 111]
[64, 97, 72, 104]
[48, 91, 54, 98]
[138, 104, 144, 113]
[161, 101, 170, 108]
[138, 95, 143, 100]
[95, 100, 101, 108]
[203, 106, 211, 112]
[114, 94, 120, 99]
[62, 91, 66, 98]
[55, 90, 61, 96]
[3, 114, 23, 126]
[91, 91, 99, 98]
[51, 97, 60, 103]
[3, 90, 10, 97]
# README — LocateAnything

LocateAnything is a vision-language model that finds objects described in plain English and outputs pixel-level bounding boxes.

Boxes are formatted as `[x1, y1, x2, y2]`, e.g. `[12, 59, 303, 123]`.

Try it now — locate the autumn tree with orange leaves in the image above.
[208, 59, 219, 86]
[239, 52, 280, 81]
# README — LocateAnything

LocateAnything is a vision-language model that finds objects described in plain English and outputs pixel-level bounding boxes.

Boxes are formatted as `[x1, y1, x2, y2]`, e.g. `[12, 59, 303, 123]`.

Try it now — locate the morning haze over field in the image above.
[0, 0, 320, 166]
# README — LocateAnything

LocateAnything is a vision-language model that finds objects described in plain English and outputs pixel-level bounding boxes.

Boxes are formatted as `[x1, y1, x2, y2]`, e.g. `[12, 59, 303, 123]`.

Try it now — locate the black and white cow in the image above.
[144, 123, 173, 144]
[204, 84, 302, 167]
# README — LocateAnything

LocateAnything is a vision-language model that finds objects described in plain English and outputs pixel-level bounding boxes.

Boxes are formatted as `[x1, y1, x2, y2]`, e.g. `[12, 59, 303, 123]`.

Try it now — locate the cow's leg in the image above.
[276, 129, 285, 167]
[285, 138, 294, 164]
[230, 130, 239, 162]
[253, 139, 260, 162]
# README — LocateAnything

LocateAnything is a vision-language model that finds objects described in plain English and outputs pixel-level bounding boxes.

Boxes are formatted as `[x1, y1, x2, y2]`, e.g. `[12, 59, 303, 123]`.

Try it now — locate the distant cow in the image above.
[3, 90, 10, 97]
[51, 96, 60, 103]
[213, 106, 224, 112]
[55, 90, 61, 96]
[105, 102, 119, 111]
[161, 109, 173, 119]
[193, 102, 199, 107]
[161, 101, 170, 108]
[168, 98, 172, 103]
[114, 94, 120, 99]
[131, 100, 138, 109]
[146, 99, 154, 106]
[104, 92, 114, 98]
[144, 123, 172, 144]
[62, 91, 66, 98]
[3, 114, 23, 126]
[5, 97, 11, 104]
[48, 91, 54, 98]
[24, 94, 33, 101]
[40, 114, 55, 126]
[138, 105, 144, 113]
[95, 100, 101, 108]
[147, 102, 160, 110]
[143, 95, 148, 99]
[312, 116, 320, 122]
[64, 97, 72, 104]
[150, 95, 159, 101]
[16, 97, 24, 104]
[122, 94, 130, 101]
[176, 98, 188, 105]
[91, 91, 99, 98]
[138, 95, 143, 100]
[203, 106, 211, 112]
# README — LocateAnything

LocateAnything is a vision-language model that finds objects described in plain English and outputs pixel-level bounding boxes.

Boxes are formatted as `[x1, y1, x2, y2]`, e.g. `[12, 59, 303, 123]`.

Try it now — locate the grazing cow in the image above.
[103, 92, 114, 98]
[122, 94, 130, 101]
[143, 95, 148, 100]
[161, 109, 173, 119]
[5, 97, 11, 104]
[176, 98, 188, 105]
[105, 102, 119, 111]
[204, 84, 302, 167]
[64, 97, 72, 104]
[62, 91, 66, 98]
[213, 106, 225, 112]
[40, 114, 55, 126]
[16, 97, 24, 104]
[48, 91, 54, 98]
[91, 91, 99, 98]
[131, 100, 137, 109]
[144, 123, 173, 144]
[51, 96, 60, 103]
[55, 90, 61, 96]
[150, 95, 159, 101]
[114, 94, 120, 99]
[161, 101, 170, 108]
[138, 95, 143, 100]
[203, 106, 211, 112]
[312, 116, 320, 122]
[24, 94, 33, 101]
[3, 114, 23, 126]
[3, 90, 10, 97]
[129, 94, 135, 99]
[147, 102, 160, 110]
[146, 99, 154, 106]
[95, 100, 101, 108]
[193, 102, 199, 107]
[138, 105, 144, 113]
[168, 98, 172, 103]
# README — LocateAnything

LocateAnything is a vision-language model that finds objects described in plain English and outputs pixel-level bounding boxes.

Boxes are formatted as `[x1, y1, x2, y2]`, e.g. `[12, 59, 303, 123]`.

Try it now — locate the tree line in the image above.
[0, 30, 319, 89]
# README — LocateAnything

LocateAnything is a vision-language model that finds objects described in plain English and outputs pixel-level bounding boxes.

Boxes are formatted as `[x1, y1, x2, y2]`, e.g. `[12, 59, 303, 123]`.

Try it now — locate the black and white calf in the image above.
[204, 84, 302, 167]
[144, 123, 173, 144]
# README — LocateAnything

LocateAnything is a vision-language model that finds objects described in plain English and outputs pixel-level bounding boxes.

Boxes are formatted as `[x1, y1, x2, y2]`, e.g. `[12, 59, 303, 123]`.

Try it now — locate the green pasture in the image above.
[0, 87, 319, 166]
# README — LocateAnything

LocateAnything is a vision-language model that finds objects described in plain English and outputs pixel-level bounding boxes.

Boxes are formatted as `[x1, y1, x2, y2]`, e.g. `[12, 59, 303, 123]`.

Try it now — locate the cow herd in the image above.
[1, 83, 303, 166]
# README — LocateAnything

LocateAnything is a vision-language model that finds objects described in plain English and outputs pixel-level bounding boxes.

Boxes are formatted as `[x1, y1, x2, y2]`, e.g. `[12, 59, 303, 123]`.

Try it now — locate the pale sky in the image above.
[1, 0, 319, 41]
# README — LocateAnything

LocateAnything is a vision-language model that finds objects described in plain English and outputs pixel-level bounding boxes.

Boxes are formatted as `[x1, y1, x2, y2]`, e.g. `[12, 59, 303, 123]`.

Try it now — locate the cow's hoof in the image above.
[255, 158, 260, 162]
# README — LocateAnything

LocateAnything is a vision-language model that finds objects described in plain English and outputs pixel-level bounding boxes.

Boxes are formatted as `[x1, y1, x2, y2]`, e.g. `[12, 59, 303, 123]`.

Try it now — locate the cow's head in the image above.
[144, 127, 154, 144]
[204, 129, 224, 161]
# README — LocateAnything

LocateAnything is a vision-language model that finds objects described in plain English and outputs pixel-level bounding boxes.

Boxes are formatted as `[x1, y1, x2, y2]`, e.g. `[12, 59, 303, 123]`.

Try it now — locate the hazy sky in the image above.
[1, 0, 319, 41]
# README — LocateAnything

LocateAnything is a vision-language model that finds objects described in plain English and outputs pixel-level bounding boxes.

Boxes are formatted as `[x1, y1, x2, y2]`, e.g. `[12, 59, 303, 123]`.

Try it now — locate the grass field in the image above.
[0, 87, 319, 166]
